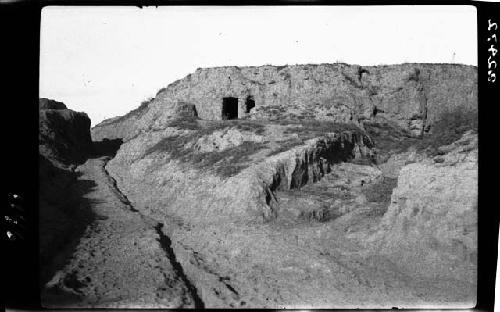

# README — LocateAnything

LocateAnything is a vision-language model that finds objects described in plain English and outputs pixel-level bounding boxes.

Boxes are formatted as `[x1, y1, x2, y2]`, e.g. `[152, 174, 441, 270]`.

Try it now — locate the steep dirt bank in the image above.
[39, 98, 204, 308]
[39, 98, 92, 166]
[164, 142, 476, 307]
[364, 131, 478, 283]
[105, 120, 373, 223]
[39, 99, 95, 280]
[41, 156, 201, 308]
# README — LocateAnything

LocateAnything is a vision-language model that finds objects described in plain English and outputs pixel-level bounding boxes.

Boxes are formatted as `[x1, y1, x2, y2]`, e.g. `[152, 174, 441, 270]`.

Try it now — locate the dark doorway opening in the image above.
[245, 96, 255, 113]
[222, 97, 238, 120]
[372, 105, 384, 117]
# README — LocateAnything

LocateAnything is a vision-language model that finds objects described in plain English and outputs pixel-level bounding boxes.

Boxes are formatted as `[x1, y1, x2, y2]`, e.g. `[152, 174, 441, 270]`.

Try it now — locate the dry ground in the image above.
[41, 157, 201, 308]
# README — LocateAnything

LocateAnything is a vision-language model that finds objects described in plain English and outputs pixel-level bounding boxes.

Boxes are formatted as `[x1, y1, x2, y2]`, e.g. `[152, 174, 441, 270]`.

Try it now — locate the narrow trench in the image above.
[101, 157, 205, 308]
[101, 158, 138, 213]
[154, 223, 205, 309]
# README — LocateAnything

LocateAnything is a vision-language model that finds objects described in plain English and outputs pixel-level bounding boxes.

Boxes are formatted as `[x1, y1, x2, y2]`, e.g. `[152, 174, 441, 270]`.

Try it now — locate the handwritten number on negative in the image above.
[489, 19, 498, 31]
[489, 45, 498, 57]
[488, 71, 496, 83]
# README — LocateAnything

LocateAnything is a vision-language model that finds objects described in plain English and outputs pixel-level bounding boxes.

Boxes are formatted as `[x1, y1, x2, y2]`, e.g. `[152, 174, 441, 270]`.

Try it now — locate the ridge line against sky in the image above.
[39, 5, 477, 126]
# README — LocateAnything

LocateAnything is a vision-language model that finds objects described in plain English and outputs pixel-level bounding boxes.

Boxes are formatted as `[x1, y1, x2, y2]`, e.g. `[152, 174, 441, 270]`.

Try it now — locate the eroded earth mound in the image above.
[41, 63, 478, 308]
[91, 63, 477, 141]
[366, 131, 478, 283]
[101, 116, 477, 308]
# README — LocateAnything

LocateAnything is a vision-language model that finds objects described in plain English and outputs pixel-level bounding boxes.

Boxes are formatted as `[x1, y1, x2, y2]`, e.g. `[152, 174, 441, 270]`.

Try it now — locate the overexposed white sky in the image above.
[40, 5, 477, 126]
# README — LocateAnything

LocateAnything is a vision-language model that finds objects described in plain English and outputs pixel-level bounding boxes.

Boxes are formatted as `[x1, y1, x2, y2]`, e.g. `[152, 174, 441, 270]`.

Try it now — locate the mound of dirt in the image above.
[366, 131, 478, 283]
[100, 112, 477, 307]
[105, 119, 373, 223]
[42, 63, 478, 308]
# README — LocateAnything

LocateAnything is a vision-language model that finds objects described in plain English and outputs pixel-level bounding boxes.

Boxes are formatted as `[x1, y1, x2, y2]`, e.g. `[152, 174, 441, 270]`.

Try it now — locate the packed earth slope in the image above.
[92, 63, 477, 141]
[105, 119, 374, 223]
[102, 114, 477, 307]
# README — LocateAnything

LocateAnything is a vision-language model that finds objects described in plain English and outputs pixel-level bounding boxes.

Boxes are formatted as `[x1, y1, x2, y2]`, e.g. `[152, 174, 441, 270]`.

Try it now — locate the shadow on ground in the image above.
[91, 138, 123, 158]
[39, 139, 123, 292]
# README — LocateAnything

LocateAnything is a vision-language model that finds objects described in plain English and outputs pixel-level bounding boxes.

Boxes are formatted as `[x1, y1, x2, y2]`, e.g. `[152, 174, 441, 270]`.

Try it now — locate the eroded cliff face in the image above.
[39, 98, 92, 167]
[363, 131, 477, 283]
[92, 63, 477, 141]
[38, 98, 94, 280]
[105, 121, 374, 224]
[103, 120, 477, 308]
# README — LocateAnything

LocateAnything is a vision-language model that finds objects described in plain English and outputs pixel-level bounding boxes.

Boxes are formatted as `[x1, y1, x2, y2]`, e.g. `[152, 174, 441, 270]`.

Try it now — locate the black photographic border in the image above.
[1, 1, 498, 310]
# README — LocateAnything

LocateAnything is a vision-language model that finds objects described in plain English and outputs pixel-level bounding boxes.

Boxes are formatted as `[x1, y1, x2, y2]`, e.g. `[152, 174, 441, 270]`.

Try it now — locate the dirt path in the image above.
[41, 157, 203, 308]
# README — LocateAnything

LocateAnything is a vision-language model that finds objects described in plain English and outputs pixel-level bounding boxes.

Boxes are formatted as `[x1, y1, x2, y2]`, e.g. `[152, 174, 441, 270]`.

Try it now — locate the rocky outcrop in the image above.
[366, 131, 478, 283]
[92, 63, 477, 141]
[39, 98, 92, 167]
